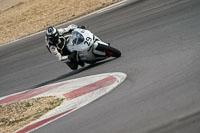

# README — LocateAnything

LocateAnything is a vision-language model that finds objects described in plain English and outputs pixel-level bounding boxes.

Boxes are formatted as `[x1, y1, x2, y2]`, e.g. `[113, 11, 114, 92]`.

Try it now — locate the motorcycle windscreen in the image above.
[71, 31, 84, 44]
[67, 31, 89, 52]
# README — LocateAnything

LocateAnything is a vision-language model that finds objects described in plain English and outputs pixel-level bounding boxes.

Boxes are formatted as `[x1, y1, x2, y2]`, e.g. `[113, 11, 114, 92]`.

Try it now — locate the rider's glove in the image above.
[60, 56, 70, 62]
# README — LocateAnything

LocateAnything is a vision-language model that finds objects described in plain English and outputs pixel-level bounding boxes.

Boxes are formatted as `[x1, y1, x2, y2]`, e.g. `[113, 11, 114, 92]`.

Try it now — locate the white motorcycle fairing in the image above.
[67, 28, 109, 62]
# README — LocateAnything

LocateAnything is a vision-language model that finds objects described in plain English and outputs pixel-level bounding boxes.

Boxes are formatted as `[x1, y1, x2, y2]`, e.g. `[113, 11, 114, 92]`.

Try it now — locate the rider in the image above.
[45, 24, 85, 70]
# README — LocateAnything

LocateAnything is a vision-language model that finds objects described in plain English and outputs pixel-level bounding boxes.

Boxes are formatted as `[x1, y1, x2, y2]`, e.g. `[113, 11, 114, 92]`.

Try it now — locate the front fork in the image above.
[93, 40, 109, 56]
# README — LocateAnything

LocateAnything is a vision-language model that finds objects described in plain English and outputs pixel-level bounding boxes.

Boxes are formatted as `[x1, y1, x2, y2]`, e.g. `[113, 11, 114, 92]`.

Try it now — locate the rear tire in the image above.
[96, 44, 121, 57]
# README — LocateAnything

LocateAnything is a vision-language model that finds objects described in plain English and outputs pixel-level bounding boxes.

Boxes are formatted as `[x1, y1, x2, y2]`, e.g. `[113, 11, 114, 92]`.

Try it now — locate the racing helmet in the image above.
[46, 26, 59, 44]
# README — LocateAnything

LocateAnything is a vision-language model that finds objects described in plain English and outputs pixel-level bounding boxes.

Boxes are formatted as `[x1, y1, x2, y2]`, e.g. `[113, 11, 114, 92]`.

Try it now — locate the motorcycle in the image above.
[64, 28, 121, 69]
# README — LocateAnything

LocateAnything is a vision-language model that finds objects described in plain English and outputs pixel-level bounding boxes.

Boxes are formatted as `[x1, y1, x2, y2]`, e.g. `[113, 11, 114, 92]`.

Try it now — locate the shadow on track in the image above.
[32, 58, 115, 88]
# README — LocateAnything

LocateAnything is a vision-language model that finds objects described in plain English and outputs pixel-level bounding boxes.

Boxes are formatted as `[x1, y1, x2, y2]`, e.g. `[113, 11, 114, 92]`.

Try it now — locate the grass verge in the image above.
[0, 0, 123, 45]
[0, 96, 64, 133]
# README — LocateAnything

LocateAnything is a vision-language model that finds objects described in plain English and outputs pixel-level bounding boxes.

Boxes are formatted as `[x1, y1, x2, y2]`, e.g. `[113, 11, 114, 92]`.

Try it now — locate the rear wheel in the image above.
[96, 44, 121, 57]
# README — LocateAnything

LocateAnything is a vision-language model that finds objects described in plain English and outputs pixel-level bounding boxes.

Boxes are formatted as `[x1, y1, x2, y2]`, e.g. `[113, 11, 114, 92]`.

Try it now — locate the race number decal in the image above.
[84, 37, 92, 46]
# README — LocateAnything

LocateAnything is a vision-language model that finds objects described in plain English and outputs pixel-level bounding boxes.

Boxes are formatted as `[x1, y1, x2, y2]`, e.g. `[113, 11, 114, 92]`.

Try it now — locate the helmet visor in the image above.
[48, 33, 59, 44]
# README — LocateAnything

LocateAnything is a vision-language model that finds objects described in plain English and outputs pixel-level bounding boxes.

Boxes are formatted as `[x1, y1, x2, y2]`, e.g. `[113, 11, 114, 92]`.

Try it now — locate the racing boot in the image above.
[65, 60, 78, 70]
[78, 60, 85, 67]
[66, 52, 79, 70]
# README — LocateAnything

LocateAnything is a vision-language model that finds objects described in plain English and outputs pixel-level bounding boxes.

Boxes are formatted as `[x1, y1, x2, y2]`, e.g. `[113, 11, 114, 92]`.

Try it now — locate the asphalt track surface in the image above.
[0, 0, 200, 132]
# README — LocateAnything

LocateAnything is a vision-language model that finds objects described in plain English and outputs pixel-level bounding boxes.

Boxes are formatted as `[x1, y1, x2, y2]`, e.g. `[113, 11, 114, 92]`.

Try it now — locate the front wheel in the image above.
[96, 44, 121, 57]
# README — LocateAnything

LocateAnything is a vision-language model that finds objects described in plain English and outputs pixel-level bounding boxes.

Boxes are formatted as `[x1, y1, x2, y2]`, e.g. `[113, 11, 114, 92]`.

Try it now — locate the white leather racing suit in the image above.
[45, 24, 78, 61]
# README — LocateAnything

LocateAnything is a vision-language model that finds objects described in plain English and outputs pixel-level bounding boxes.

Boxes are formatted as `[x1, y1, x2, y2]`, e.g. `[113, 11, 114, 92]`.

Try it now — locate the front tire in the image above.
[96, 44, 121, 57]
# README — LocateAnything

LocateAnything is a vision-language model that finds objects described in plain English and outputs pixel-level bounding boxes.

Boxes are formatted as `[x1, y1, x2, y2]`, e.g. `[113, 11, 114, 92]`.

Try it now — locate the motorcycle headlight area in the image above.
[70, 31, 85, 45]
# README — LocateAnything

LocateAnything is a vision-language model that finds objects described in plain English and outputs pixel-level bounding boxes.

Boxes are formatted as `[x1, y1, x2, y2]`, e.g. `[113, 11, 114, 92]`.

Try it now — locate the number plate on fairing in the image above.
[67, 28, 94, 52]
